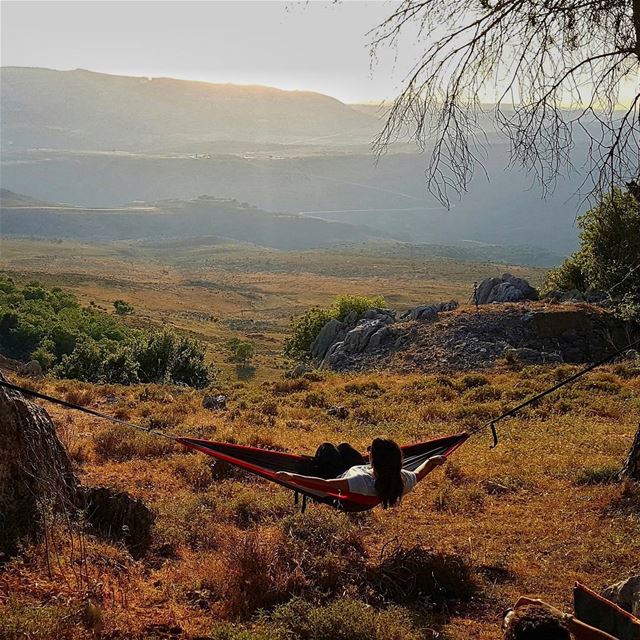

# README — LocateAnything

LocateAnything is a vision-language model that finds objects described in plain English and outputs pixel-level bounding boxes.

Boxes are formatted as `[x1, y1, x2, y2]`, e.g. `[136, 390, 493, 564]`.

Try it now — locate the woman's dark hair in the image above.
[370, 437, 404, 508]
[503, 605, 570, 640]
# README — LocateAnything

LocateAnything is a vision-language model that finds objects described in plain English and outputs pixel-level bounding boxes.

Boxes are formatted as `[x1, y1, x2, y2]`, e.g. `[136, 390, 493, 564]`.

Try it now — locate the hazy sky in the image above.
[1, 0, 424, 103]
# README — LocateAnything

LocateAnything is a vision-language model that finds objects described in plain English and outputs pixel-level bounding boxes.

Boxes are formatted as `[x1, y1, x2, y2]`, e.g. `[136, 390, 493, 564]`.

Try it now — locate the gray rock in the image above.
[203, 394, 227, 410]
[602, 576, 640, 617]
[286, 363, 311, 378]
[488, 282, 525, 303]
[17, 359, 43, 378]
[503, 347, 563, 364]
[476, 277, 502, 305]
[403, 300, 459, 321]
[368, 325, 395, 350]
[341, 319, 384, 354]
[327, 405, 349, 419]
[362, 308, 396, 323]
[310, 318, 346, 360]
[476, 274, 538, 304]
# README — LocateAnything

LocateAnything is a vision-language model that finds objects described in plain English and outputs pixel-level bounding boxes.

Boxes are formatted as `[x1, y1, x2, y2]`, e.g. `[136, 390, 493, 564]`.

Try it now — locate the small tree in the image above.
[228, 338, 255, 367]
[113, 300, 134, 316]
[544, 188, 640, 307]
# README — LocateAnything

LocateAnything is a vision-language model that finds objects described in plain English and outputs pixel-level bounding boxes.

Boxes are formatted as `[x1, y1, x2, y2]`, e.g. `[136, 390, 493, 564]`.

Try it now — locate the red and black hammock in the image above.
[1, 336, 638, 512]
[175, 433, 469, 512]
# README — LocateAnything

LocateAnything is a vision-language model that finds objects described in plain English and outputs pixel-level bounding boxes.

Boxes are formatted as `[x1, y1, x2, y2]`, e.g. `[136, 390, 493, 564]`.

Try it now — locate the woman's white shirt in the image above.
[337, 465, 417, 496]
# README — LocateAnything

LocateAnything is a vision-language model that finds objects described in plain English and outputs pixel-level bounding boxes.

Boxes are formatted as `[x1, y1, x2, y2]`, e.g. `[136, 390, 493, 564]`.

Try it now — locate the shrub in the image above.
[575, 465, 621, 486]
[228, 338, 255, 366]
[94, 425, 176, 461]
[344, 380, 385, 397]
[460, 373, 490, 388]
[543, 188, 640, 311]
[273, 378, 311, 394]
[0, 278, 213, 388]
[220, 530, 305, 619]
[113, 299, 134, 315]
[303, 391, 328, 408]
[368, 544, 478, 604]
[0, 599, 84, 640]
[210, 622, 286, 640]
[284, 295, 387, 360]
[270, 597, 422, 640]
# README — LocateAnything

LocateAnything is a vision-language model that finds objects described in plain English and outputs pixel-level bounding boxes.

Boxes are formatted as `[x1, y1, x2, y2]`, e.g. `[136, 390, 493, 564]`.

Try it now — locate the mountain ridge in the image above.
[1, 66, 378, 150]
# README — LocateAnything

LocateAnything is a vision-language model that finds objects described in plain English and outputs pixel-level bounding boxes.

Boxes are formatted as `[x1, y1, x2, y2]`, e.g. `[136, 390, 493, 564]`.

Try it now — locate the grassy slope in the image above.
[0, 238, 545, 379]
[1, 367, 639, 639]
[1, 239, 638, 639]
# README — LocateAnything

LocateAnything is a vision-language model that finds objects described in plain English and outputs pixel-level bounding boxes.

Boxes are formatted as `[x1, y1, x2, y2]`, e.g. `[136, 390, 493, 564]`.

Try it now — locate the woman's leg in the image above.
[314, 442, 345, 478]
[337, 442, 366, 469]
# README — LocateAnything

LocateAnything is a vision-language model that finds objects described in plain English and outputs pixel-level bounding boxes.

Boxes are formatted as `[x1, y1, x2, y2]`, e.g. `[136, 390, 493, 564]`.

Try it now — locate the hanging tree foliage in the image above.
[371, 0, 640, 203]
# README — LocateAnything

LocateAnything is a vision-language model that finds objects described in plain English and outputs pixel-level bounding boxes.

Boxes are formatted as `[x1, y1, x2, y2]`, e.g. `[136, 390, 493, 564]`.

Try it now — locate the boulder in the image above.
[475, 274, 538, 305]
[361, 308, 396, 323]
[78, 486, 154, 558]
[403, 300, 459, 321]
[327, 405, 349, 419]
[285, 363, 311, 378]
[602, 576, 640, 617]
[310, 318, 346, 360]
[202, 394, 227, 410]
[17, 359, 43, 378]
[0, 371, 78, 556]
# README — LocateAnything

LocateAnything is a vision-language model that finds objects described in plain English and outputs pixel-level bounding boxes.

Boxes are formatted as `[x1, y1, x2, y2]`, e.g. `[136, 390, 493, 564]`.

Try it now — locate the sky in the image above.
[0, 0, 423, 104]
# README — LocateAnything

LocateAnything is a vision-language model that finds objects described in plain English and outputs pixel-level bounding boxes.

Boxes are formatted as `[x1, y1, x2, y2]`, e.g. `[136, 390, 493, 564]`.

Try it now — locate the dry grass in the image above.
[2, 363, 639, 639]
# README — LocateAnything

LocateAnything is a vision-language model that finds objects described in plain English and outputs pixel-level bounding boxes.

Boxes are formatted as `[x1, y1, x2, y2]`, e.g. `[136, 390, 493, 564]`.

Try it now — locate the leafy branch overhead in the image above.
[372, 0, 640, 203]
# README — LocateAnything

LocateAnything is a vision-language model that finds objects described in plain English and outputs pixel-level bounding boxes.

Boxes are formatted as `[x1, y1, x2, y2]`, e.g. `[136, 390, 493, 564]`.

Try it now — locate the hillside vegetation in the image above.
[0, 276, 213, 387]
[1, 363, 638, 639]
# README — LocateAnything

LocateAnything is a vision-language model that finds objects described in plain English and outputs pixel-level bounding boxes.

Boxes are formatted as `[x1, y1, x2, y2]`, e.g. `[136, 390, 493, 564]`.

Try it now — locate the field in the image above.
[1, 239, 638, 640]
[0, 237, 545, 378]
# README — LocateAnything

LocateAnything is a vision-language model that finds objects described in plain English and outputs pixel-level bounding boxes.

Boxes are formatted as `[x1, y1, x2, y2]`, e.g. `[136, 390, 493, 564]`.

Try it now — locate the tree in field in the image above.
[544, 187, 640, 311]
[228, 338, 255, 367]
[113, 299, 134, 315]
[371, 0, 640, 203]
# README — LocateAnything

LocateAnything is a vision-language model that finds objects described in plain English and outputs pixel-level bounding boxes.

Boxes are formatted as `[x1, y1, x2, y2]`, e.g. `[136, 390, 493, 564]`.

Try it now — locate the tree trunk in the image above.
[620, 423, 640, 481]
[0, 372, 78, 556]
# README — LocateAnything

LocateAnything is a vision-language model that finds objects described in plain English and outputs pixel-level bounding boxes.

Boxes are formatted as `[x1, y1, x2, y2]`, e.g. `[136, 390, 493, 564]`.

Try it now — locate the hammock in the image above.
[176, 433, 469, 512]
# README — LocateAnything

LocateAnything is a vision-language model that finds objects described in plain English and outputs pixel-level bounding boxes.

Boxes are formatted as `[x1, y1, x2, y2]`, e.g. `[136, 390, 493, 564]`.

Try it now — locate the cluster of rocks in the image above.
[202, 394, 227, 410]
[304, 284, 638, 373]
[400, 300, 459, 321]
[310, 303, 464, 370]
[474, 273, 539, 305]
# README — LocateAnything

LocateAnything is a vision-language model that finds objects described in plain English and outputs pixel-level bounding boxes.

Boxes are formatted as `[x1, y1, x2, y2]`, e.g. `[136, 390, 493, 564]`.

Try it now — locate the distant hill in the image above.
[0, 190, 385, 249]
[0, 189, 563, 265]
[0, 67, 378, 150]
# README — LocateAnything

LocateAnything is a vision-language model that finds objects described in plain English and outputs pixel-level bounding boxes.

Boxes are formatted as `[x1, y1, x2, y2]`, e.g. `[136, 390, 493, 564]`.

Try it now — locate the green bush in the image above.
[0, 277, 214, 388]
[284, 294, 387, 360]
[543, 188, 640, 311]
[270, 598, 422, 640]
[113, 299, 134, 315]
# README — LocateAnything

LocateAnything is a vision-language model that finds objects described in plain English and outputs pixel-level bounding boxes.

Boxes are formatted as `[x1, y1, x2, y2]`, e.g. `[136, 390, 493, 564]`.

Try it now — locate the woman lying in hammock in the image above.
[276, 437, 447, 508]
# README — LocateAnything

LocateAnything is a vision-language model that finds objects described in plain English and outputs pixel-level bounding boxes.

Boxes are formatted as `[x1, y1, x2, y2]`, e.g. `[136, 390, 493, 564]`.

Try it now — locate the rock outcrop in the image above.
[475, 274, 538, 305]
[79, 486, 154, 558]
[401, 300, 459, 321]
[603, 576, 640, 617]
[310, 302, 639, 373]
[0, 371, 78, 555]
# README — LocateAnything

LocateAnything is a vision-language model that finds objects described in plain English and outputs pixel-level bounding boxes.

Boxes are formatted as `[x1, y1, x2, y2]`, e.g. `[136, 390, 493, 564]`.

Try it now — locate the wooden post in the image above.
[620, 423, 640, 481]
